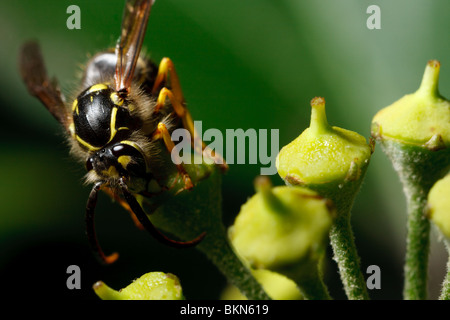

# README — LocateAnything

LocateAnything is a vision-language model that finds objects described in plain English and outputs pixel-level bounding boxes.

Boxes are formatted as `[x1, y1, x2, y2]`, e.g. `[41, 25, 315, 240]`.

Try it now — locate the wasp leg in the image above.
[152, 57, 184, 103]
[119, 178, 206, 247]
[152, 122, 194, 193]
[102, 186, 145, 230]
[86, 182, 119, 265]
[152, 58, 228, 171]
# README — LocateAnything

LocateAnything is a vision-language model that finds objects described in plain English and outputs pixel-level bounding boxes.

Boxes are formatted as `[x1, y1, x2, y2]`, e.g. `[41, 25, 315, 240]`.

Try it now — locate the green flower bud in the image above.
[229, 176, 333, 300]
[427, 174, 450, 301]
[221, 269, 303, 300]
[428, 174, 450, 239]
[229, 176, 333, 271]
[277, 97, 373, 186]
[93, 272, 184, 300]
[372, 60, 450, 148]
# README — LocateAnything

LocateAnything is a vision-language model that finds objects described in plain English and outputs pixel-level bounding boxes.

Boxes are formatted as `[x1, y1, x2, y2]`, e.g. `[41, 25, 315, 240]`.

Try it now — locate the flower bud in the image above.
[229, 176, 334, 272]
[221, 269, 303, 300]
[428, 174, 450, 239]
[277, 97, 373, 187]
[93, 271, 184, 300]
[372, 60, 450, 148]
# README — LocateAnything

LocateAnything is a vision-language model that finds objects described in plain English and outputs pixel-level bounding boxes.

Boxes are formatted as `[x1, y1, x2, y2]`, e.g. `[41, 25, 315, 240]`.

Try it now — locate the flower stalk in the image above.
[306, 177, 371, 300]
[440, 241, 450, 300]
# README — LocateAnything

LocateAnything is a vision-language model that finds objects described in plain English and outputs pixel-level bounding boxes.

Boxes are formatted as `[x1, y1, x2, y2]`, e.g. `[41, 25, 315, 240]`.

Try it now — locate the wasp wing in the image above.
[19, 41, 71, 131]
[115, 0, 154, 93]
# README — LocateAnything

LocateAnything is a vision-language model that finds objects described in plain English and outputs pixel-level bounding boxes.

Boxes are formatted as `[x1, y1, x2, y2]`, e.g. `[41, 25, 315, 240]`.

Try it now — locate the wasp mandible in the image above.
[19, 0, 226, 264]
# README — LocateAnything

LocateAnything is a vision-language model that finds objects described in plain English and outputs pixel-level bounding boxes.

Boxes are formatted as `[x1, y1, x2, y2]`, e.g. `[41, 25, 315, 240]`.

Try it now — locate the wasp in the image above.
[19, 0, 226, 264]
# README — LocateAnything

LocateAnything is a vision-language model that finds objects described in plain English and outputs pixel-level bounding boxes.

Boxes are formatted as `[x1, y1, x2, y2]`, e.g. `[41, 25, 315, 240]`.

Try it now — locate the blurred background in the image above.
[0, 0, 449, 300]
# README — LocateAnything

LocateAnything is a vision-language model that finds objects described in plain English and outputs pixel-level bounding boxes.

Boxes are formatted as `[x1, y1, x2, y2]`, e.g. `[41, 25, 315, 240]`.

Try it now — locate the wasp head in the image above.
[85, 142, 147, 181]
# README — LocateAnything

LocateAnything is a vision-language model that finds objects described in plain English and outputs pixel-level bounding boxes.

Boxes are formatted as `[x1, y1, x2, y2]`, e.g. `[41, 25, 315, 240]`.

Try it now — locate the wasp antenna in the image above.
[86, 182, 119, 265]
[118, 178, 206, 248]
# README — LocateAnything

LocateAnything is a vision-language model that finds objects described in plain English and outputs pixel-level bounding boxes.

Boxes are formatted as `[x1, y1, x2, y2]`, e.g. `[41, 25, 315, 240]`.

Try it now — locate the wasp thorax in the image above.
[72, 83, 135, 152]
[86, 142, 147, 179]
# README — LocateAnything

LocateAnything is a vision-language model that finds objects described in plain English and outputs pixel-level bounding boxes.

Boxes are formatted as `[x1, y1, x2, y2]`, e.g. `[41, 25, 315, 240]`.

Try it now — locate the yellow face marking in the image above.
[117, 155, 132, 169]
[75, 135, 101, 152]
[102, 166, 119, 178]
[87, 83, 109, 94]
[90, 96, 94, 102]
[121, 140, 149, 172]
[72, 99, 79, 115]
[110, 92, 124, 106]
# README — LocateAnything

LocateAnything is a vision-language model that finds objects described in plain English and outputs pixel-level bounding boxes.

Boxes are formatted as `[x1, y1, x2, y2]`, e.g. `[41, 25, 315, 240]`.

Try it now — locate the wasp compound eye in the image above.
[111, 143, 143, 157]
[111, 144, 129, 157]
[111, 142, 147, 177]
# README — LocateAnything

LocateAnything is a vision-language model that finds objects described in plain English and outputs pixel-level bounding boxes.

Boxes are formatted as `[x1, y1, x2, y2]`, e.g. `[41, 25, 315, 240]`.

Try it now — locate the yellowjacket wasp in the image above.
[19, 0, 226, 264]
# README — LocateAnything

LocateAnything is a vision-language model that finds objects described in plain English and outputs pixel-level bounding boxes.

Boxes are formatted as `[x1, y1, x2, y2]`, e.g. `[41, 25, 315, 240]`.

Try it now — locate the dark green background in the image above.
[0, 0, 448, 300]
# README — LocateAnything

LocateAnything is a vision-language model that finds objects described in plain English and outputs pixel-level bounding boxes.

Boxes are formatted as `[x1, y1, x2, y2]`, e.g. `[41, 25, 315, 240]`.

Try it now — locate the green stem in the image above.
[378, 140, 449, 300]
[403, 182, 430, 300]
[196, 222, 270, 300]
[329, 208, 369, 300]
[439, 240, 450, 300]
[309, 177, 370, 300]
